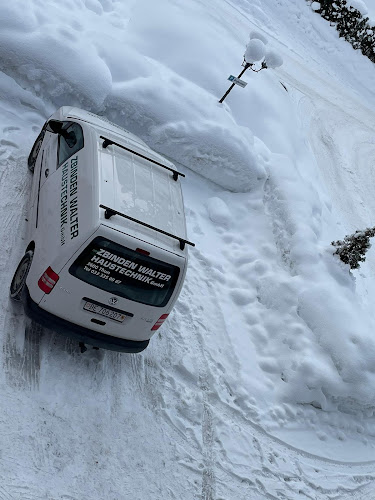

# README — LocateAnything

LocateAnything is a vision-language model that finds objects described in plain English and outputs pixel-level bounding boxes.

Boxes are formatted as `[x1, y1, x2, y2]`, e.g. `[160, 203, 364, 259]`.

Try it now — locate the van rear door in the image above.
[69, 236, 181, 308]
[38, 231, 185, 342]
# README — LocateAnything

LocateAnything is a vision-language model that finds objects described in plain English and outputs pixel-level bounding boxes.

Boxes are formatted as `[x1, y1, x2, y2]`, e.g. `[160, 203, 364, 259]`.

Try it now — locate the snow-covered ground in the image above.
[1, 0, 375, 498]
[349, 0, 375, 21]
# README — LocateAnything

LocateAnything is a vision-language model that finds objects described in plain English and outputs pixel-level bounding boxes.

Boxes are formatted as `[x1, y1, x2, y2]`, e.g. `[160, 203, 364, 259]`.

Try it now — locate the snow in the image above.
[244, 38, 266, 63]
[249, 30, 269, 45]
[1, 0, 375, 498]
[349, 0, 369, 15]
[265, 49, 284, 68]
[311, 2, 321, 12]
[206, 197, 231, 226]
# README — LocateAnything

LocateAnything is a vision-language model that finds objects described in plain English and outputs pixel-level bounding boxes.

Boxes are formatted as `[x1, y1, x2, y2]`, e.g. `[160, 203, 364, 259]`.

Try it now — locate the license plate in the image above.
[83, 301, 127, 323]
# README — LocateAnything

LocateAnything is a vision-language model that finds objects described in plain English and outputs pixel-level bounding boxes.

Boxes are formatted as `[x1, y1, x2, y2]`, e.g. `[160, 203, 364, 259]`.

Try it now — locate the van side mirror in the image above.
[46, 120, 77, 147]
[46, 120, 64, 134]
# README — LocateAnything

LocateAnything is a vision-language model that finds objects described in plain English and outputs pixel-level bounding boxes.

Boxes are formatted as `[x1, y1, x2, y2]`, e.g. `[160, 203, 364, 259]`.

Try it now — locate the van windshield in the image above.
[69, 237, 180, 307]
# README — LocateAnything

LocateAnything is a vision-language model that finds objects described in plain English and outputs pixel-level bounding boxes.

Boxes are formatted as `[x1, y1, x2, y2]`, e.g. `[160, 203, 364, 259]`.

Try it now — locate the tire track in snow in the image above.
[201, 377, 215, 500]
[107, 351, 124, 418]
[0, 485, 14, 500]
[183, 248, 237, 500]
[0, 146, 43, 391]
[159, 248, 228, 499]
[130, 351, 146, 392]
[304, 95, 375, 233]
[3, 319, 42, 391]
[210, 392, 375, 499]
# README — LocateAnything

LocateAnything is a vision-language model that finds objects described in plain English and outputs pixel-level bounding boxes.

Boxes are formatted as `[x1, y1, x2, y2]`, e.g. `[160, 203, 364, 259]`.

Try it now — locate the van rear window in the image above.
[69, 237, 180, 307]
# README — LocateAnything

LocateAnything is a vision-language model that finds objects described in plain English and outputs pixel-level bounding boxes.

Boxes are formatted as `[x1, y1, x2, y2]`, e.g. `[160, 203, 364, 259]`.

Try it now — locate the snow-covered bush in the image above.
[332, 227, 375, 269]
[308, 0, 375, 62]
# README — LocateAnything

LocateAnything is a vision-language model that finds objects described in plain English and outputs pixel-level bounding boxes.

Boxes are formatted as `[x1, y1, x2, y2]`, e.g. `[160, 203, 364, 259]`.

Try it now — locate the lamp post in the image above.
[218, 36, 283, 104]
[219, 62, 251, 104]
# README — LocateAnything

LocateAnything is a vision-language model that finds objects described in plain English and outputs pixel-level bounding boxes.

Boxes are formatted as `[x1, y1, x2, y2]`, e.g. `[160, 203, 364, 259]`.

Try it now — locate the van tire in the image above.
[27, 132, 44, 173]
[27, 154, 37, 173]
[10, 251, 34, 301]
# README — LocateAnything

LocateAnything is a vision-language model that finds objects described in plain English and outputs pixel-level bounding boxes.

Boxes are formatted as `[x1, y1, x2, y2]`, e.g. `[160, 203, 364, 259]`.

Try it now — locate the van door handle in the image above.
[45, 168, 49, 177]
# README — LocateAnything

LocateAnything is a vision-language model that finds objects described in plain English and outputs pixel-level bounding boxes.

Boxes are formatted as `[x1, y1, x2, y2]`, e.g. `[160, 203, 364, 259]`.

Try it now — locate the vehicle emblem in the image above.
[108, 297, 118, 305]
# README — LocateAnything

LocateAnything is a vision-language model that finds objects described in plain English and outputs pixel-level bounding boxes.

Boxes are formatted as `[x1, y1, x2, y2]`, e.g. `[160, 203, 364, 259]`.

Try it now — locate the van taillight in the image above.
[151, 313, 169, 331]
[38, 267, 59, 294]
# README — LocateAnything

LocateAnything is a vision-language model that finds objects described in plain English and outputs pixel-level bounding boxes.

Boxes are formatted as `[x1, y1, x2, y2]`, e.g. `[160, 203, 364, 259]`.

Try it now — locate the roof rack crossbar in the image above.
[99, 204, 195, 251]
[100, 136, 184, 181]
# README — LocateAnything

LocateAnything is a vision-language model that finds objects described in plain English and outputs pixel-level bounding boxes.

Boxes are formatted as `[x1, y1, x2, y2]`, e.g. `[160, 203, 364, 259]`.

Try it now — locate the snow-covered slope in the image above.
[1, 0, 375, 498]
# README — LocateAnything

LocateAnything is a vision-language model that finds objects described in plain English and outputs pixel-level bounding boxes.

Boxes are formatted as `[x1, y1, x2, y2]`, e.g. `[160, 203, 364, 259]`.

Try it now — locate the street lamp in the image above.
[219, 36, 283, 104]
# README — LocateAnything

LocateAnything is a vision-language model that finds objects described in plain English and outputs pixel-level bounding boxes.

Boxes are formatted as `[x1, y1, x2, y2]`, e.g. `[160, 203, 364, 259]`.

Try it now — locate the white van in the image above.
[10, 107, 194, 353]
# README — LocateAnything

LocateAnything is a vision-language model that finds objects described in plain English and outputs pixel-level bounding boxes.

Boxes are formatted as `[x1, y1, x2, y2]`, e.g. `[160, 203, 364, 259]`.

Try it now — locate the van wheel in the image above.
[27, 133, 44, 173]
[10, 251, 34, 301]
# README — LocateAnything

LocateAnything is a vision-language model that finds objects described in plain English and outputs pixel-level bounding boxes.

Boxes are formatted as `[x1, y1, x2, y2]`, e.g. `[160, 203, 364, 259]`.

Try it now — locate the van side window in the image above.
[57, 122, 84, 167]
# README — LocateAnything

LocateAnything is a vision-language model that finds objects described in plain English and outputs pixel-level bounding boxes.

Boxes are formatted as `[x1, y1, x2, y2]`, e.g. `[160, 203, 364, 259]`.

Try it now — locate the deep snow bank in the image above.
[0, 0, 277, 192]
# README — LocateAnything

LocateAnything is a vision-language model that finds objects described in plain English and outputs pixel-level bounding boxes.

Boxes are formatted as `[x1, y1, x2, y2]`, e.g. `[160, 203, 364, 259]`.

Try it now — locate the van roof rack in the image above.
[100, 204, 195, 251]
[100, 136, 185, 181]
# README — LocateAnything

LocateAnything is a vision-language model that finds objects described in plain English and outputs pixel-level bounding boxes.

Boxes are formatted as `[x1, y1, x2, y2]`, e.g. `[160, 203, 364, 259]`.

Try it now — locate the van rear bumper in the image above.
[22, 287, 149, 353]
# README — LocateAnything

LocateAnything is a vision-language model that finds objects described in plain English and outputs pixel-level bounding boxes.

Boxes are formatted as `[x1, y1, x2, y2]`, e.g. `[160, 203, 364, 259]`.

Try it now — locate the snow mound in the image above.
[0, 0, 272, 193]
[150, 120, 266, 192]
[296, 281, 375, 410]
[206, 197, 231, 226]
[265, 50, 283, 69]
[0, 3, 112, 108]
[245, 39, 266, 63]
[249, 30, 269, 45]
